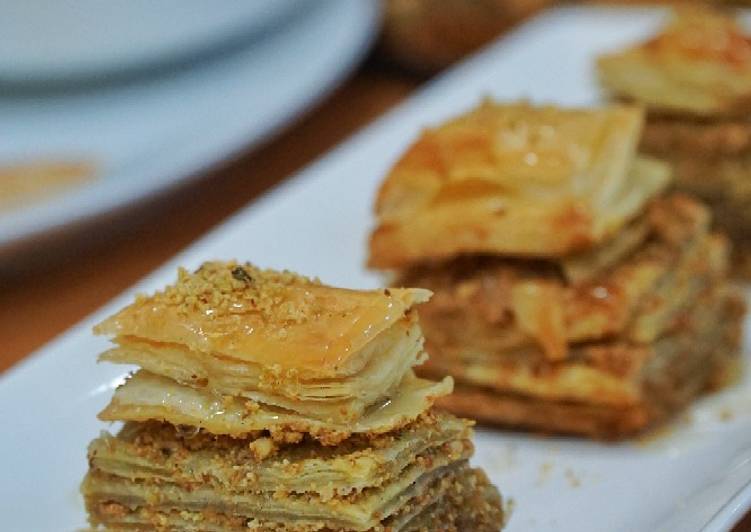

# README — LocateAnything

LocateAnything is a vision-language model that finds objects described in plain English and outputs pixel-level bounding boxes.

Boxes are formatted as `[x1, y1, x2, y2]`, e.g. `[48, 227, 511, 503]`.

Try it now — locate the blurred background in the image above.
[0, 0, 746, 373]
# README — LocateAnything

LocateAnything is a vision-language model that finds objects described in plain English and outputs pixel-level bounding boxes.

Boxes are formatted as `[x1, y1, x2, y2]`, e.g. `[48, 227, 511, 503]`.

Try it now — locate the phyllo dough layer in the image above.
[94, 261, 447, 425]
[88, 411, 471, 498]
[84, 466, 502, 532]
[369, 100, 671, 267]
[83, 412, 473, 529]
[99, 370, 453, 445]
[94, 262, 430, 376]
[82, 410, 503, 532]
[597, 7, 751, 117]
[100, 312, 426, 423]
[94, 262, 430, 379]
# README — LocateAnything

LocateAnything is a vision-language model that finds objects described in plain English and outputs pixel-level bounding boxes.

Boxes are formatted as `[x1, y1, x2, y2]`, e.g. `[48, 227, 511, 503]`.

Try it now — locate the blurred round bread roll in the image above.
[380, 0, 552, 72]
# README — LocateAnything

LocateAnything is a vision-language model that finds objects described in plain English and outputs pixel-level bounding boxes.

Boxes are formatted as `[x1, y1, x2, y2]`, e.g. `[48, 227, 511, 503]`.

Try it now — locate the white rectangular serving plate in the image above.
[1, 7, 750, 532]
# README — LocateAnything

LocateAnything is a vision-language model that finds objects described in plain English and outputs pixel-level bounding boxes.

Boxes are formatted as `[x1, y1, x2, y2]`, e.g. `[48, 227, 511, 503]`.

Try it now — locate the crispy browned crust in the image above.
[597, 6, 751, 117]
[368, 101, 670, 268]
[429, 293, 745, 439]
[94, 261, 431, 379]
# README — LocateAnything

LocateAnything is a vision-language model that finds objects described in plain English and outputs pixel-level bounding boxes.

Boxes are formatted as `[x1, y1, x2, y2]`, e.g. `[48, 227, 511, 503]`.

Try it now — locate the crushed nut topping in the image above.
[138, 261, 322, 324]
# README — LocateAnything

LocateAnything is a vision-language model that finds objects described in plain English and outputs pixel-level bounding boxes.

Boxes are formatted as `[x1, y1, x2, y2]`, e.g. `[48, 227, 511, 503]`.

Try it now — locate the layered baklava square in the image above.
[598, 6, 751, 277]
[82, 262, 506, 530]
[369, 101, 745, 438]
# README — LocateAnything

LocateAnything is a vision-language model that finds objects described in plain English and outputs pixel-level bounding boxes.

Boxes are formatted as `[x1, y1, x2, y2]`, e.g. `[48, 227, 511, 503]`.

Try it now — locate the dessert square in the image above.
[369, 100, 745, 438]
[598, 6, 751, 277]
[82, 262, 506, 530]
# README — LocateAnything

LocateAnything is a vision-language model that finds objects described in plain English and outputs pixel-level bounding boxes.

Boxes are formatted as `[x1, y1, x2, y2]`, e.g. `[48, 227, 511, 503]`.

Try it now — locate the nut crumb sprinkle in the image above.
[140, 261, 322, 325]
[248, 437, 277, 462]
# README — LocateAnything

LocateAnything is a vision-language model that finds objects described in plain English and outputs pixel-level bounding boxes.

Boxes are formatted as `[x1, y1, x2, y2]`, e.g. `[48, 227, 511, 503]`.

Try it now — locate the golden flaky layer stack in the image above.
[368, 101, 745, 439]
[81, 262, 505, 531]
[598, 6, 751, 277]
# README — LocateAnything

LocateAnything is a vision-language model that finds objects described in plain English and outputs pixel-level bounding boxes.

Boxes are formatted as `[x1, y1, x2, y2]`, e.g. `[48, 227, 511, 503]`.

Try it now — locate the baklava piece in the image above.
[368, 101, 745, 439]
[81, 262, 506, 531]
[598, 6, 751, 277]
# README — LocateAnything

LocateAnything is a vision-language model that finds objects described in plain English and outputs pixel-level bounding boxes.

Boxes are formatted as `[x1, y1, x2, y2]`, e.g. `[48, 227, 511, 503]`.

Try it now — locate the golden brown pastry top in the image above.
[369, 100, 669, 268]
[94, 261, 431, 377]
[597, 7, 751, 116]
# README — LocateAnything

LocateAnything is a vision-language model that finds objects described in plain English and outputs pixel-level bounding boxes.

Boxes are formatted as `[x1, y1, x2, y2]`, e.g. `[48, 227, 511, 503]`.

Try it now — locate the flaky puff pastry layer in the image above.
[100, 313, 428, 424]
[95, 262, 430, 380]
[369, 101, 670, 267]
[598, 6, 751, 117]
[100, 370, 452, 446]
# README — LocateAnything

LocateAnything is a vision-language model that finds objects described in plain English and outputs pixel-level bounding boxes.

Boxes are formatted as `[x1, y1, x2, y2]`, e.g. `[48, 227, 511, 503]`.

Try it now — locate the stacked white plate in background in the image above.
[0, 0, 378, 248]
